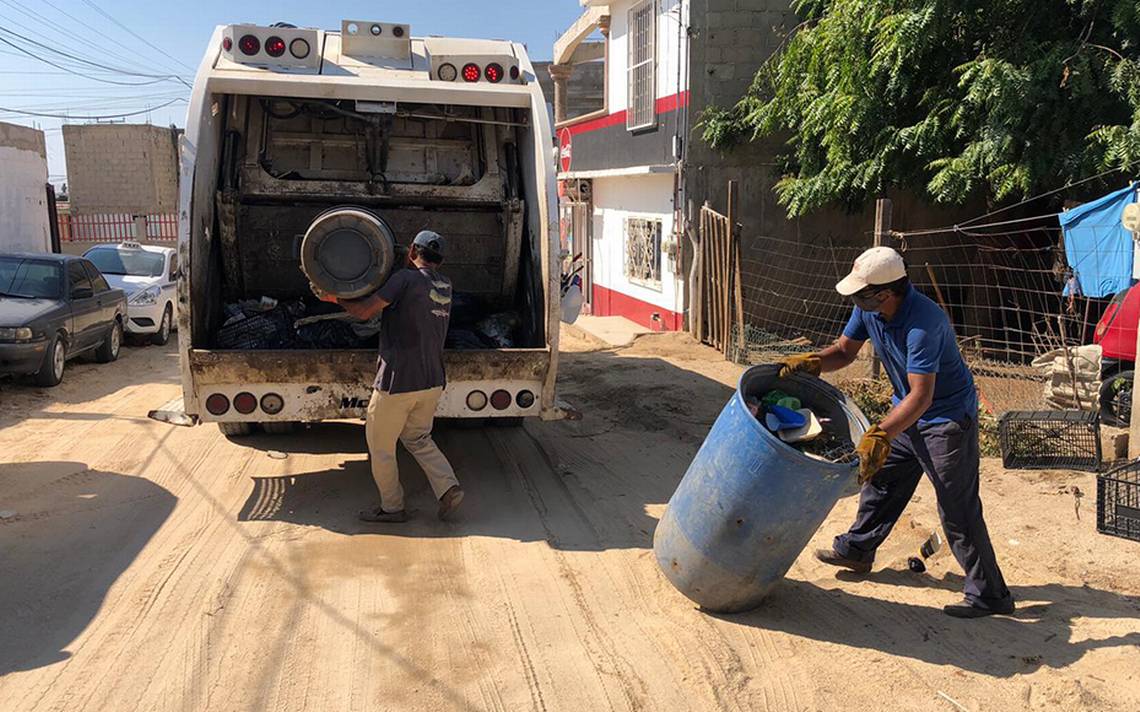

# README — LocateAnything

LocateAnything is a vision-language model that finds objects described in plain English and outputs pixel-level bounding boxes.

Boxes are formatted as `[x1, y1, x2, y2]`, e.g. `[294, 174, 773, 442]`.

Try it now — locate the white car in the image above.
[83, 242, 178, 345]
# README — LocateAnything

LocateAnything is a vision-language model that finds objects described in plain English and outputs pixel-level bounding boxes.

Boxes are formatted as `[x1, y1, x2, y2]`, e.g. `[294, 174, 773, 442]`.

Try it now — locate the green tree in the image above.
[702, 0, 1140, 216]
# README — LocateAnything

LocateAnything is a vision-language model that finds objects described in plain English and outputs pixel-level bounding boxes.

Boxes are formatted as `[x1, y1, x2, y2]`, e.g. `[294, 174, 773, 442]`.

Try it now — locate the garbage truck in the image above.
[156, 19, 568, 434]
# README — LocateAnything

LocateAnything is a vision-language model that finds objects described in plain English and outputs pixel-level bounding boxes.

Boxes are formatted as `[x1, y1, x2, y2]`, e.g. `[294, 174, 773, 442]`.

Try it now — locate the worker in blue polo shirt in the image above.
[780, 246, 1014, 618]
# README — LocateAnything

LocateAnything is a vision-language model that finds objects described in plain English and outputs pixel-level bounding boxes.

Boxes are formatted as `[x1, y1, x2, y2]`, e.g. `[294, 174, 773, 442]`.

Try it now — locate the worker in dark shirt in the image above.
[781, 246, 1013, 618]
[331, 230, 463, 523]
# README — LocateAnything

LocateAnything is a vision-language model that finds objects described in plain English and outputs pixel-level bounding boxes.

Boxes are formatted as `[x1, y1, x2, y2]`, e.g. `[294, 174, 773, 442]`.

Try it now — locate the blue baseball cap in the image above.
[413, 230, 445, 256]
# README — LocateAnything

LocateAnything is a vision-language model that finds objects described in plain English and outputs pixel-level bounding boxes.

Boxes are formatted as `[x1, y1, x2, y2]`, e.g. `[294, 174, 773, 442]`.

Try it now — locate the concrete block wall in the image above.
[0, 121, 51, 253]
[62, 124, 179, 216]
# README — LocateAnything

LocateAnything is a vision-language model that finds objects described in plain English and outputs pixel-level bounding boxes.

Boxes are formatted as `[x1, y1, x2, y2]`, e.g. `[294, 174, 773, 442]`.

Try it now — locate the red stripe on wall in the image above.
[563, 90, 691, 138]
[592, 284, 683, 332]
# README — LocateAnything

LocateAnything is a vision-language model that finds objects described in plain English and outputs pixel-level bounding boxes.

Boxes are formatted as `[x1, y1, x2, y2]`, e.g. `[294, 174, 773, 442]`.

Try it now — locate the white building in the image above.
[0, 121, 52, 253]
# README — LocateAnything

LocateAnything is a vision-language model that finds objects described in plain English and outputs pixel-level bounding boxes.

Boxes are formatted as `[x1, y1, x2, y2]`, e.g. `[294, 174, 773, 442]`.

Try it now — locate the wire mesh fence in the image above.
[726, 219, 1127, 418]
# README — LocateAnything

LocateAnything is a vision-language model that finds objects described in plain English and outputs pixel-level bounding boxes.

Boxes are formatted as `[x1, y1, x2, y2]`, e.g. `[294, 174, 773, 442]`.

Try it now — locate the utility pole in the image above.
[871, 198, 892, 379]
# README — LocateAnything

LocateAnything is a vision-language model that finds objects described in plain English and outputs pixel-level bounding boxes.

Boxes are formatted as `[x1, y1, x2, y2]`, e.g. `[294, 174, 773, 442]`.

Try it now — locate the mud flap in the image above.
[147, 396, 199, 427]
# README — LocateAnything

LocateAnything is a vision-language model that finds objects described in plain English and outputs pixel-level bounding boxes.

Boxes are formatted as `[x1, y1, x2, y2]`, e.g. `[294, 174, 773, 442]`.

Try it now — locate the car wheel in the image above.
[33, 335, 66, 387]
[1099, 370, 1133, 427]
[152, 305, 172, 346]
[95, 319, 122, 363]
[218, 422, 254, 437]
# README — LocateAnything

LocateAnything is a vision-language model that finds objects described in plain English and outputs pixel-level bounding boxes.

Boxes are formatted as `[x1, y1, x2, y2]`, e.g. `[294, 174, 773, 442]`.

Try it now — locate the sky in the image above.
[0, 0, 583, 186]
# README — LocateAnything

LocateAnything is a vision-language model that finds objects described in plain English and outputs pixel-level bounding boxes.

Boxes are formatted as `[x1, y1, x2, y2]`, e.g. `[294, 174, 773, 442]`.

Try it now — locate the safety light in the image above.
[466, 390, 488, 411]
[392, 25, 405, 38]
[265, 36, 286, 58]
[206, 393, 230, 416]
[462, 63, 481, 83]
[238, 34, 260, 56]
[222, 36, 233, 52]
[289, 38, 311, 59]
[516, 390, 535, 409]
[260, 393, 285, 415]
[233, 392, 258, 415]
[484, 63, 504, 83]
[509, 65, 520, 81]
[438, 63, 458, 82]
[490, 390, 512, 411]
[370, 24, 382, 36]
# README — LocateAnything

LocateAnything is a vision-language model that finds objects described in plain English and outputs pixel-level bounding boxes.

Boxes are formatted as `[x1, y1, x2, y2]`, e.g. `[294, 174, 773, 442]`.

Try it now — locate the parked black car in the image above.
[0, 253, 127, 386]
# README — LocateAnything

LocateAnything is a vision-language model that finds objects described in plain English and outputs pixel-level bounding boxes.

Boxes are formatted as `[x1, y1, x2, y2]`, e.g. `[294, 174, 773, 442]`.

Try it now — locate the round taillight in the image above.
[265, 36, 286, 58]
[222, 36, 233, 52]
[238, 34, 260, 56]
[485, 63, 504, 84]
[438, 63, 458, 82]
[289, 38, 310, 59]
[490, 390, 512, 411]
[260, 393, 285, 415]
[516, 390, 535, 409]
[370, 24, 382, 36]
[205, 393, 230, 416]
[233, 392, 257, 414]
[466, 390, 488, 411]
[461, 63, 481, 83]
[392, 25, 405, 38]
[509, 65, 520, 81]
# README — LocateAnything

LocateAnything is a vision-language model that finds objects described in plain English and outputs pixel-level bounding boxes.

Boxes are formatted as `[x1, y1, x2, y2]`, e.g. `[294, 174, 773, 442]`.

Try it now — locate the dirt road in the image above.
[2, 332, 1138, 711]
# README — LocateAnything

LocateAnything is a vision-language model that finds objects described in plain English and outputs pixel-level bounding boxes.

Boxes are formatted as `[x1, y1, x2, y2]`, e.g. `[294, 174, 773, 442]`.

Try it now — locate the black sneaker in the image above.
[438, 485, 464, 521]
[943, 597, 1015, 618]
[814, 547, 872, 573]
[359, 507, 409, 523]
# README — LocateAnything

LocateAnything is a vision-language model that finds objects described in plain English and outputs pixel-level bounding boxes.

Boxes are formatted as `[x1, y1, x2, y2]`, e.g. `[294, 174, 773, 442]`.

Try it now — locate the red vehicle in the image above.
[1094, 285, 1140, 424]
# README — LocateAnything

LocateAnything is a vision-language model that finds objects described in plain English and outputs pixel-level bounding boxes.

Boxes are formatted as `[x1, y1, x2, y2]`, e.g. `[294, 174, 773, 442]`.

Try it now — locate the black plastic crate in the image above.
[998, 410, 1102, 472]
[1098, 460, 1140, 542]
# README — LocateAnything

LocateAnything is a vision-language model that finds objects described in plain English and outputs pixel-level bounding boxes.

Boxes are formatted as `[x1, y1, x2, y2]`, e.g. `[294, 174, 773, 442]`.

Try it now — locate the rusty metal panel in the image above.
[188, 348, 550, 383]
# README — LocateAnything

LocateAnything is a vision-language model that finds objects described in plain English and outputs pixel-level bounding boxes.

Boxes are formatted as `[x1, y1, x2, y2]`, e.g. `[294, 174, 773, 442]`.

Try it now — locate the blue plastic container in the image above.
[654, 364, 870, 613]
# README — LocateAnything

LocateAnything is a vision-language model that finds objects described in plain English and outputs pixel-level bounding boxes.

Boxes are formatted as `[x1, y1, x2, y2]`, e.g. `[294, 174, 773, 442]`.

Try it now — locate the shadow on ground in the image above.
[711, 568, 1140, 679]
[236, 349, 735, 552]
[0, 461, 176, 675]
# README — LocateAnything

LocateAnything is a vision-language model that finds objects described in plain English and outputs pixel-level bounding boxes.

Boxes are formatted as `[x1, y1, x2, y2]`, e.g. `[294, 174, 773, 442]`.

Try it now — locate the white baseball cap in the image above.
[835, 246, 907, 296]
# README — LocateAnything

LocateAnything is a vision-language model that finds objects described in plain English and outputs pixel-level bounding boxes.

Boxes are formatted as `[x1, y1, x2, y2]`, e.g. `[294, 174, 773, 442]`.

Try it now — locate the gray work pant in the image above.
[833, 418, 1013, 608]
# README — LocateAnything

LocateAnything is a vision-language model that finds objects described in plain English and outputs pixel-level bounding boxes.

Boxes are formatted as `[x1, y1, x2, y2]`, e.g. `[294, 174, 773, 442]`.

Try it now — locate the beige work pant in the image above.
[365, 387, 458, 513]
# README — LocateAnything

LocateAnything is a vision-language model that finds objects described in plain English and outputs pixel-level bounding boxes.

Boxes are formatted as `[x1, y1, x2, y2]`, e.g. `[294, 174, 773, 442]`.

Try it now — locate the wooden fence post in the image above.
[728, 181, 745, 361]
[871, 198, 892, 379]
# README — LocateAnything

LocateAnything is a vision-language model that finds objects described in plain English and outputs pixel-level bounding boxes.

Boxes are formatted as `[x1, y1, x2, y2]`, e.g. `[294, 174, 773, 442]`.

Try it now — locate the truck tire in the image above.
[152, 305, 173, 346]
[219, 422, 253, 437]
[95, 319, 122, 363]
[33, 335, 66, 387]
[261, 421, 297, 434]
[1099, 370, 1133, 427]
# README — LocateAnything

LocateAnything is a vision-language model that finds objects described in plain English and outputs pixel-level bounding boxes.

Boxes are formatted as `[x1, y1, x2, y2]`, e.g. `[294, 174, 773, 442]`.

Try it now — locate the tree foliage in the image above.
[702, 0, 1140, 216]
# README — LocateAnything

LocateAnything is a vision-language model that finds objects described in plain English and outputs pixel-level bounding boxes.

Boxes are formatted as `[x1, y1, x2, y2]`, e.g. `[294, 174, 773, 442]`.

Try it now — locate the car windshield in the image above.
[0, 257, 63, 299]
[85, 247, 164, 277]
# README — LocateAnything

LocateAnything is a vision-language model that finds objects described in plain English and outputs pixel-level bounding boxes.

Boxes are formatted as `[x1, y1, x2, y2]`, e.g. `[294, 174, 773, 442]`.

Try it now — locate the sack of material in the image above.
[1032, 344, 1103, 411]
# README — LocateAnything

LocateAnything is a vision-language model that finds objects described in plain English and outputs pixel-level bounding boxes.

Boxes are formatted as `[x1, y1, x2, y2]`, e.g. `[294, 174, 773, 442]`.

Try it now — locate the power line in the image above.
[0, 35, 178, 86]
[0, 98, 184, 119]
[0, 24, 190, 85]
[957, 164, 1136, 227]
[78, 0, 195, 74]
[0, 0, 154, 74]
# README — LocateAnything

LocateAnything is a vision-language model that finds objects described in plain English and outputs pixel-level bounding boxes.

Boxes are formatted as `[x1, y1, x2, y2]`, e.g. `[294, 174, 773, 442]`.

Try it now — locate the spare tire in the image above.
[301, 207, 396, 300]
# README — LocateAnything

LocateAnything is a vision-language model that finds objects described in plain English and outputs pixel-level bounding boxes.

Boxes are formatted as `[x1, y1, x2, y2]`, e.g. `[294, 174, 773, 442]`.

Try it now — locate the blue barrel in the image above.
[654, 364, 870, 613]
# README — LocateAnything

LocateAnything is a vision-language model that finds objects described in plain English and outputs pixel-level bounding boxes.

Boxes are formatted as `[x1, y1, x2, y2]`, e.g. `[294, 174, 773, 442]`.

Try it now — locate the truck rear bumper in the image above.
[185, 348, 556, 421]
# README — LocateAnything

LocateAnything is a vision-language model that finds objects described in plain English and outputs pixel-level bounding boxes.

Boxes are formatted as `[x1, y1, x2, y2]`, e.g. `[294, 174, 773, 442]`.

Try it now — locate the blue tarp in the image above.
[1059, 183, 1138, 298]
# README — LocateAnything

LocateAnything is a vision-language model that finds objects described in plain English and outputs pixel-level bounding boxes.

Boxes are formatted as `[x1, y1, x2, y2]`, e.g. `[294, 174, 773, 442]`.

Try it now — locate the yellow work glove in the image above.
[778, 353, 822, 379]
[856, 425, 892, 485]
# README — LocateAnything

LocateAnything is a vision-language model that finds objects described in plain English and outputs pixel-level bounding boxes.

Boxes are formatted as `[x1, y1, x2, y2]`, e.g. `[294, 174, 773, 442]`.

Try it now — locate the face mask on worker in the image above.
[852, 287, 889, 313]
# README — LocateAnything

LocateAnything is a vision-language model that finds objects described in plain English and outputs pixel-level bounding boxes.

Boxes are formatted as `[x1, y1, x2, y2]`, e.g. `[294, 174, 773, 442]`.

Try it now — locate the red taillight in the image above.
[205, 393, 230, 416]
[233, 392, 257, 415]
[485, 63, 504, 83]
[392, 25, 405, 38]
[265, 36, 286, 58]
[222, 37, 233, 52]
[462, 63, 481, 83]
[490, 390, 512, 410]
[238, 34, 260, 56]
[509, 65, 520, 81]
